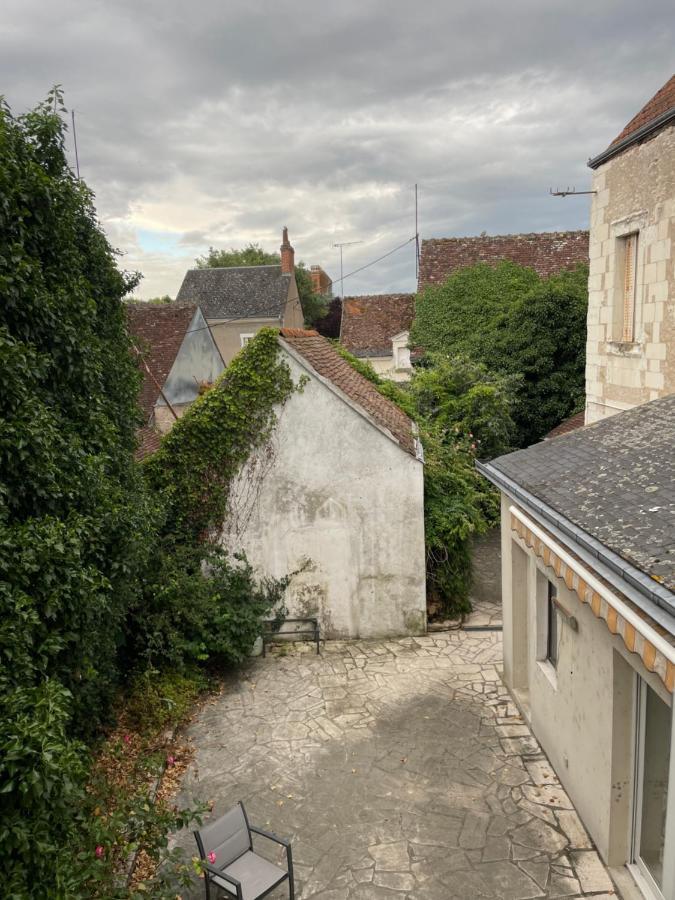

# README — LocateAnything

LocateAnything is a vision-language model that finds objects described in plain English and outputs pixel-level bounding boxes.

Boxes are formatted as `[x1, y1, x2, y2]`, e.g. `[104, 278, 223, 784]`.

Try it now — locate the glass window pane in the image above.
[639, 685, 671, 890]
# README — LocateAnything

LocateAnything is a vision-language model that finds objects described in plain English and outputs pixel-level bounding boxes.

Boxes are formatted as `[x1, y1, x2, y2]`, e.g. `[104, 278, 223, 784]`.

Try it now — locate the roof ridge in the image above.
[422, 230, 589, 244]
[184, 264, 282, 273]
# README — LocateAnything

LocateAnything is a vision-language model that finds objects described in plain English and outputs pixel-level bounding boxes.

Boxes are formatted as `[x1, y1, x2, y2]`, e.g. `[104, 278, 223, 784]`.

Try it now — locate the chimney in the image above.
[310, 264, 332, 296]
[280, 226, 294, 274]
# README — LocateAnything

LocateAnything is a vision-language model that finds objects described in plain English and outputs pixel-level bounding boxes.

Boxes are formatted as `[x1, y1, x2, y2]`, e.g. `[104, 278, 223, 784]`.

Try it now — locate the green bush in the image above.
[124, 669, 208, 734]
[411, 260, 589, 445]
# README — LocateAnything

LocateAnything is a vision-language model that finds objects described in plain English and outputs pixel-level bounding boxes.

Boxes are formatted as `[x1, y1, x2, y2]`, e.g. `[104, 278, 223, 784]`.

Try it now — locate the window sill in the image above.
[606, 341, 643, 358]
[537, 659, 558, 692]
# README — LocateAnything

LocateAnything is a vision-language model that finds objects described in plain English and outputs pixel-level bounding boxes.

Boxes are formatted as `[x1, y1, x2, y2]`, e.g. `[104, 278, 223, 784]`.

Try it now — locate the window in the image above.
[546, 582, 559, 668]
[632, 677, 671, 898]
[618, 232, 639, 342]
[240, 333, 254, 347]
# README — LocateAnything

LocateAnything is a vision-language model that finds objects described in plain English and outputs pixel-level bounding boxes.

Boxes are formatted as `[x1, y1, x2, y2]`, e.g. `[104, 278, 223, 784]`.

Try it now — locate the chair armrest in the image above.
[201, 861, 243, 898]
[249, 824, 290, 847]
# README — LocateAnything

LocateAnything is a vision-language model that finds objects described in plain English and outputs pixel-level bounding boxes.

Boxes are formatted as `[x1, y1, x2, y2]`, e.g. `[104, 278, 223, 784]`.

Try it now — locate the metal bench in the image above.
[262, 617, 320, 656]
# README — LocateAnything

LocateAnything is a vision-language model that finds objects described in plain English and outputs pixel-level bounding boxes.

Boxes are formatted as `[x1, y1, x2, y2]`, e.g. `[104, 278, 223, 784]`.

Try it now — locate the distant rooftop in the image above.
[126, 302, 196, 418]
[176, 265, 290, 320]
[418, 231, 589, 291]
[340, 294, 415, 358]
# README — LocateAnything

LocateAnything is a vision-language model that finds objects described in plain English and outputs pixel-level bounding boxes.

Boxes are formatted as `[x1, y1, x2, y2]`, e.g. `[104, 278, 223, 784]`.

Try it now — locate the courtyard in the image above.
[174, 616, 618, 899]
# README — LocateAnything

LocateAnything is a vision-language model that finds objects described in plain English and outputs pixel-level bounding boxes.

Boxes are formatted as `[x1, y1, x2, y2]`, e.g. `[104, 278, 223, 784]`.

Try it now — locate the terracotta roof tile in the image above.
[135, 425, 162, 460]
[611, 74, 675, 146]
[126, 303, 196, 419]
[545, 410, 586, 439]
[418, 231, 588, 290]
[279, 329, 418, 457]
[340, 294, 415, 358]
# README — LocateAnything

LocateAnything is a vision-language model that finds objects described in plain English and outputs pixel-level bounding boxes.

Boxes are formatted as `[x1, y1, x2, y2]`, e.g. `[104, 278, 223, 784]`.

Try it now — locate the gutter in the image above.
[475, 460, 675, 628]
[588, 107, 675, 169]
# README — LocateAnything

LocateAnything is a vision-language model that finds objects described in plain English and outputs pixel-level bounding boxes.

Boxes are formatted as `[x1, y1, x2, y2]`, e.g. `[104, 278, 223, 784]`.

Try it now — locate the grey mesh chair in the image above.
[194, 801, 294, 900]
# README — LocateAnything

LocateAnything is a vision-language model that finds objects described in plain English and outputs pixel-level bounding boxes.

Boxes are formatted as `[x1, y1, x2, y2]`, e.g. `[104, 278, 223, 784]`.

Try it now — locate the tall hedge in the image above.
[411, 261, 589, 446]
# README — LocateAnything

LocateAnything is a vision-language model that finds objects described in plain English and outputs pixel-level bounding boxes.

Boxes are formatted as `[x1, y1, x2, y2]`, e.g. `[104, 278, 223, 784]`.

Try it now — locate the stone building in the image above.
[126, 302, 225, 457]
[175, 228, 305, 364]
[339, 293, 415, 381]
[418, 230, 589, 290]
[585, 75, 675, 423]
[479, 76, 675, 900]
[222, 329, 426, 640]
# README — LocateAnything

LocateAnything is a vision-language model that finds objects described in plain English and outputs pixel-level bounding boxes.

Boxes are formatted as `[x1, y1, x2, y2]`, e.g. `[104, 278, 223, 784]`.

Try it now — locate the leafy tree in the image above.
[196, 242, 328, 326]
[411, 261, 589, 446]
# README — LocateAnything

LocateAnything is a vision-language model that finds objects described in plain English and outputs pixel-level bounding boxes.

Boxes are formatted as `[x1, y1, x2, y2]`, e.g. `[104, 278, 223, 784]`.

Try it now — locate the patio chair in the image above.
[194, 801, 294, 900]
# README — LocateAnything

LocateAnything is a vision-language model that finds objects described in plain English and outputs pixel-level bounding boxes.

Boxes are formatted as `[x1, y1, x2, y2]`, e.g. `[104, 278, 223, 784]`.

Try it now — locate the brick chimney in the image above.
[280, 226, 294, 274]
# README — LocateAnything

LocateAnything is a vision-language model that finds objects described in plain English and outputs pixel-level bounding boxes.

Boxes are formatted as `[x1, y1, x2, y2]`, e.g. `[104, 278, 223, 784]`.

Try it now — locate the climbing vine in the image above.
[144, 328, 296, 543]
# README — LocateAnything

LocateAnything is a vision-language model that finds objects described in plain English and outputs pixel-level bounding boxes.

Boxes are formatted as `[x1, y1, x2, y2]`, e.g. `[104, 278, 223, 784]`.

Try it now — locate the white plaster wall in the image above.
[500, 501, 675, 871]
[369, 355, 412, 383]
[221, 351, 426, 639]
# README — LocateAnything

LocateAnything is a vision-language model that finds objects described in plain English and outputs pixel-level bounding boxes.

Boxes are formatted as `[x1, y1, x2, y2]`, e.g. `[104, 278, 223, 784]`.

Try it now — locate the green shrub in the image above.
[411, 260, 589, 445]
[124, 669, 208, 734]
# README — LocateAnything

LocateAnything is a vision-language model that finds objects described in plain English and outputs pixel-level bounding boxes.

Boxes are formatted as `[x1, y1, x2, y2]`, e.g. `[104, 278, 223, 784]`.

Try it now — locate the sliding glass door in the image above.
[632, 677, 671, 898]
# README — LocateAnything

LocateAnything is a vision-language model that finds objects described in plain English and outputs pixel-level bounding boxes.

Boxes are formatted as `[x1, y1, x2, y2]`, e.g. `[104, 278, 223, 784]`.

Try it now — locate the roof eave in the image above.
[476, 460, 675, 623]
[588, 106, 675, 169]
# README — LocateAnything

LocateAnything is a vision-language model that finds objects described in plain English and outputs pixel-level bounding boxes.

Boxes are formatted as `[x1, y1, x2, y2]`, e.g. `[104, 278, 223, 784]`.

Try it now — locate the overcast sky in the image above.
[2, 1, 673, 298]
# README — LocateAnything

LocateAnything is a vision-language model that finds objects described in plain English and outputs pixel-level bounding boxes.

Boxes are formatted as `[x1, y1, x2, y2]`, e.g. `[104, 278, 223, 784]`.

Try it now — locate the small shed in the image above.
[222, 329, 427, 640]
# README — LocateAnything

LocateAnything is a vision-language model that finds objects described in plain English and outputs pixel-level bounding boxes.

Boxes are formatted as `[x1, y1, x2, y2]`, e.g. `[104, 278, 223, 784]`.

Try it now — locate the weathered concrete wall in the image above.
[586, 127, 675, 424]
[500, 499, 675, 873]
[221, 351, 426, 639]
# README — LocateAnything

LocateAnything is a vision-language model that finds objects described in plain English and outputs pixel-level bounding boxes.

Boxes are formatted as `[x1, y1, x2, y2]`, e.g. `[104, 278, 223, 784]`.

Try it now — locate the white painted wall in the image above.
[221, 349, 426, 639]
[500, 497, 675, 883]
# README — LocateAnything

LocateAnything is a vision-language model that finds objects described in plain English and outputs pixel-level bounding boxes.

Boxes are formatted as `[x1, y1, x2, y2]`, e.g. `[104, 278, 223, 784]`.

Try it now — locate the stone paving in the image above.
[174, 628, 617, 899]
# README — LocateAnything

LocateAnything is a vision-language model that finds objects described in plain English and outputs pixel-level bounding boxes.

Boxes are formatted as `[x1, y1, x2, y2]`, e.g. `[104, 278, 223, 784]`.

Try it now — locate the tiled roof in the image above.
[135, 425, 162, 460]
[126, 303, 196, 418]
[545, 411, 586, 439]
[340, 294, 415, 358]
[176, 265, 290, 320]
[418, 231, 589, 290]
[486, 395, 675, 596]
[279, 329, 418, 457]
[611, 74, 675, 146]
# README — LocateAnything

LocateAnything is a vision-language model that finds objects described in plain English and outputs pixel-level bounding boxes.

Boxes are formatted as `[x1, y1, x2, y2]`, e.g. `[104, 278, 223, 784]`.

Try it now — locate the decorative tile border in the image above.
[511, 511, 675, 694]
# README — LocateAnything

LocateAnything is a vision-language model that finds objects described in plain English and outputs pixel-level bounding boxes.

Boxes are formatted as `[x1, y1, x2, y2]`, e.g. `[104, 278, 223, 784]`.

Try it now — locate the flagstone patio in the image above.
[174, 627, 617, 899]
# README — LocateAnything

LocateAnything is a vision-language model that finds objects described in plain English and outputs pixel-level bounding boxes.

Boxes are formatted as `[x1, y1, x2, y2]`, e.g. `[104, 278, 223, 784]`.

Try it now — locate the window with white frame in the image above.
[240, 333, 254, 347]
[616, 232, 639, 342]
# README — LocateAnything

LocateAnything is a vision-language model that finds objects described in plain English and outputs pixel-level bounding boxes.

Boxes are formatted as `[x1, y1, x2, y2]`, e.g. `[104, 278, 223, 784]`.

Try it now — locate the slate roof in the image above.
[483, 395, 675, 596]
[418, 231, 589, 290]
[340, 294, 415, 358]
[126, 303, 196, 418]
[176, 265, 290, 320]
[590, 74, 675, 168]
[279, 329, 419, 457]
[545, 411, 586, 440]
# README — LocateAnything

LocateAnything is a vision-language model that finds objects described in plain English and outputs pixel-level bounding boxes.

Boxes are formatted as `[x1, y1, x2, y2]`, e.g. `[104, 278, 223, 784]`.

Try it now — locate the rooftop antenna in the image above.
[332, 239, 363, 298]
[71, 109, 80, 179]
[415, 183, 419, 282]
[549, 186, 596, 197]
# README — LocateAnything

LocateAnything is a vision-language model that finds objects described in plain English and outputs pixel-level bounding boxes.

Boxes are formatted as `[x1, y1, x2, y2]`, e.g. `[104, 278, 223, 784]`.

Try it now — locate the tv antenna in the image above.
[332, 240, 363, 297]
[549, 186, 596, 197]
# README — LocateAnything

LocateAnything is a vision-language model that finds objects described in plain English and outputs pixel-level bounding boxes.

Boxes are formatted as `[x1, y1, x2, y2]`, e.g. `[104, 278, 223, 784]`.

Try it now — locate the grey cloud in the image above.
[1, 0, 673, 297]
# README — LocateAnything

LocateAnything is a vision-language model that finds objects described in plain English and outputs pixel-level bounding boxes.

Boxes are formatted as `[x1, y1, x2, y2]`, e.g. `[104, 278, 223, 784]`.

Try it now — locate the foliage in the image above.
[411, 260, 589, 445]
[144, 327, 295, 542]
[124, 669, 208, 734]
[195, 242, 328, 326]
[314, 296, 342, 339]
[0, 94, 294, 898]
[0, 678, 206, 899]
[337, 348, 505, 615]
[410, 355, 518, 460]
[145, 294, 174, 304]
